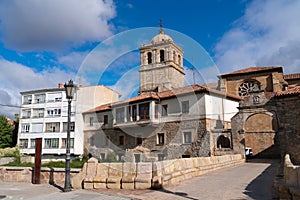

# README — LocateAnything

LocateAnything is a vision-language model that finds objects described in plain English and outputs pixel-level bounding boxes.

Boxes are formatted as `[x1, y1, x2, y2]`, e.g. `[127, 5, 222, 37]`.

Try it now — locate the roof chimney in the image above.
[58, 83, 64, 88]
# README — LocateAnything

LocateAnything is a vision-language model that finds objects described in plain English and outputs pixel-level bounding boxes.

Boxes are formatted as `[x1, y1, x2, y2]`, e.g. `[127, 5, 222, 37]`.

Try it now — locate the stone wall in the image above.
[0, 166, 80, 184]
[72, 154, 245, 190]
[86, 119, 210, 161]
[275, 95, 300, 164]
[274, 154, 300, 199]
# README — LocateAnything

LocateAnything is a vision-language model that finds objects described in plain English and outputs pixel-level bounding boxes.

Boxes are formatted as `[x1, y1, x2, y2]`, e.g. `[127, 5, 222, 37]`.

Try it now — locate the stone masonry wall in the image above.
[0, 166, 80, 184]
[73, 154, 245, 190]
[274, 154, 300, 199]
[275, 96, 300, 164]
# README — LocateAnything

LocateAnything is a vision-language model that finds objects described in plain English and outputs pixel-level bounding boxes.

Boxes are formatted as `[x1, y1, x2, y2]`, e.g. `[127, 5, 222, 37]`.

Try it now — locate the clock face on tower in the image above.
[238, 81, 260, 97]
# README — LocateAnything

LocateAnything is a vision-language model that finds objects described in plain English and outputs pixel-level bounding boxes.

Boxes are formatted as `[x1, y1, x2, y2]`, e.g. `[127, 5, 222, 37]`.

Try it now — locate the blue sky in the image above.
[0, 0, 300, 118]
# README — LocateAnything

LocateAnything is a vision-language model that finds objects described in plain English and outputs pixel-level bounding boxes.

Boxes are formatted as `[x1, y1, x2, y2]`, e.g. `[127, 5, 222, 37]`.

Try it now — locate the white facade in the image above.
[18, 84, 120, 156]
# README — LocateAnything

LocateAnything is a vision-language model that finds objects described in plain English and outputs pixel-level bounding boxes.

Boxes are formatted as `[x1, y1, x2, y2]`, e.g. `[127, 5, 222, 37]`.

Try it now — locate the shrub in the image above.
[0, 147, 22, 158]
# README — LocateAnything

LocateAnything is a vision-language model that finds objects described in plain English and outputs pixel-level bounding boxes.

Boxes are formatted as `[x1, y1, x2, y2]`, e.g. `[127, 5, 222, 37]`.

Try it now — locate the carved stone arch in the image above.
[244, 112, 277, 156]
[245, 112, 274, 132]
[217, 135, 231, 148]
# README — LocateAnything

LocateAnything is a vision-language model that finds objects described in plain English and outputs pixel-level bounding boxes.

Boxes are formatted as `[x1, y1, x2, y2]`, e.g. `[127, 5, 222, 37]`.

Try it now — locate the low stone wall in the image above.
[72, 154, 245, 190]
[0, 166, 80, 184]
[274, 154, 300, 199]
[0, 157, 15, 165]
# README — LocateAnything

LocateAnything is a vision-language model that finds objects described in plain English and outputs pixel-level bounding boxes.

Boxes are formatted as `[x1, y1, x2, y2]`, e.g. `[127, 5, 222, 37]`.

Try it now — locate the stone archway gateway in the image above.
[244, 113, 277, 156]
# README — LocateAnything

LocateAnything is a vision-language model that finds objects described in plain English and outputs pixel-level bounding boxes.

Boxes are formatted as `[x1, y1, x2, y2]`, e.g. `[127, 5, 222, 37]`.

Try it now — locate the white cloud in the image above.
[0, 0, 116, 51]
[58, 51, 89, 70]
[214, 0, 300, 74]
[0, 58, 76, 118]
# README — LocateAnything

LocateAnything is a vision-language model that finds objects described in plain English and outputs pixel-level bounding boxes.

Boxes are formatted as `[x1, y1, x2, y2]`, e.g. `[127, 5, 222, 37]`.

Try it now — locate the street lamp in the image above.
[64, 80, 76, 192]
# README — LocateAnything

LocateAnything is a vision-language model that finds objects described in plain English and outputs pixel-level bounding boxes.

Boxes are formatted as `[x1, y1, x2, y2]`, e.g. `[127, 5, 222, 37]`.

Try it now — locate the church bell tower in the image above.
[139, 22, 184, 94]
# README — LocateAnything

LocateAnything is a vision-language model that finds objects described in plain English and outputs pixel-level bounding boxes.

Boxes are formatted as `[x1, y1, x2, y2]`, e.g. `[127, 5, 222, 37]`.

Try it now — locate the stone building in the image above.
[83, 29, 240, 162]
[219, 66, 300, 159]
[273, 86, 300, 164]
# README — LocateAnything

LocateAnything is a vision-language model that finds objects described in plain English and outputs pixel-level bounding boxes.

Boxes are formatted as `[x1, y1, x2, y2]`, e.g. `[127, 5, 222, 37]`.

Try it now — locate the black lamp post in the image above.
[64, 80, 76, 192]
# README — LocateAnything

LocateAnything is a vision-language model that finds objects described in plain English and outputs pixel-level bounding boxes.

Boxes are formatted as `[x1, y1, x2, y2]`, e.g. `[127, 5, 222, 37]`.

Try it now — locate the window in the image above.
[155, 103, 158, 118]
[136, 135, 143, 145]
[126, 106, 131, 122]
[47, 108, 61, 117]
[44, 138, 59, 149]
[22, 109, 31, 118]
[63, 122, 75, 132]
[132, 105, 137, 121]
[100, 153, 106, 160]
[238, 80, 261, 97]
[32, 108, 44, 118]
[161, 104, 168, 116]
[34, 94, 45, 103]
[157, 133, 165, 145]
[160, 50, 165, 62]
[45, 122, 60, 132]
[30, 139, 36, 149]
[19, 139, 28, 149]
[23, 95, 32, 104]
[134, 154, 141, 162]
[104, 115, 108, 125]
[183, 132, 192, 143]
[89, 117, 94, 126]
[48, 93, 62, 102]
[61, 138, 74, 148]
[158, 154, 164, 161]
[173, 51, 176, 61]
[119, 135, 125, 146]
[116, 107, 125, 123]
[21, 124, 30, 133]
[31, 123, 43, 133]
[178, 55, 181, 65]
[147, 52, 152, 64]
[181, 101, 189, 114]
[139, 103, 150, 120]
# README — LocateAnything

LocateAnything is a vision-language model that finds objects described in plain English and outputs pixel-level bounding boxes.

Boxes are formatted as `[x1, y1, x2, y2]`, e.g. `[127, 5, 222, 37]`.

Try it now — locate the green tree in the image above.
[0, 115, 14, 148]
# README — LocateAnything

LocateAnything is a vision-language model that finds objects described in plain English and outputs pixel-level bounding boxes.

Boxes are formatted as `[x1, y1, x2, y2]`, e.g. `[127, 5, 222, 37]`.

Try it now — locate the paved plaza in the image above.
[0, 159, 279, 200]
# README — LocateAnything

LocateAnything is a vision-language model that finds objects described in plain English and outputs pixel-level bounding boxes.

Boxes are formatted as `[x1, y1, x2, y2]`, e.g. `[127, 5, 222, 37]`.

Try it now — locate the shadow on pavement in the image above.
[243, 159, 280, 199]
[156, 188, 198, 200]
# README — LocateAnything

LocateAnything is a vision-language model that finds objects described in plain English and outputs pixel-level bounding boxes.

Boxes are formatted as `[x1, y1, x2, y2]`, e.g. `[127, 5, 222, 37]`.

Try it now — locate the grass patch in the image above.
[1, 155, 89, 168]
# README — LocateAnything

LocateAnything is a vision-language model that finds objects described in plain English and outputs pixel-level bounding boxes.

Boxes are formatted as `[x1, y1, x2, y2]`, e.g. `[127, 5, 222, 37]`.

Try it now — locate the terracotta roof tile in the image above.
[219, 66, 282, 77]
[275, 86, 300, 97]
[284, 73, 300, 80]
[84, 103, 112, 113]
[84, 84, 242, 113]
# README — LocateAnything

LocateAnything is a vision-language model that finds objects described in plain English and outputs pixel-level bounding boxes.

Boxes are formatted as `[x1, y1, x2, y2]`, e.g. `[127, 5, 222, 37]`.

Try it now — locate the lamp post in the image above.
[64, 80, 76, 192]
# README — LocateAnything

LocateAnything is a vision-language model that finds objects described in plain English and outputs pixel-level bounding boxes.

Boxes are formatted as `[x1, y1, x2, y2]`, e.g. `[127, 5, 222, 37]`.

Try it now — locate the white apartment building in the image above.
[18, 84, 120, 156]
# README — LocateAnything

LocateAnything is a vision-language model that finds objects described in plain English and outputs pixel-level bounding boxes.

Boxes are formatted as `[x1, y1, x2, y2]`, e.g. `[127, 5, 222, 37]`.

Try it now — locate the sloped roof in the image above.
[284, 73, 300, 80]
[275, 86, 300, 97]
[219, 66, 283, 77]
[84, 84, 241, 113]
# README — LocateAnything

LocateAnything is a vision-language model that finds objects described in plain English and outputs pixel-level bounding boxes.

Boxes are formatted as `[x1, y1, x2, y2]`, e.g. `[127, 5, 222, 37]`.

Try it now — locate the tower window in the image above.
[147, 52, 152, 64]
[160, 50, 165, 62]
[178, 55, 181, 65]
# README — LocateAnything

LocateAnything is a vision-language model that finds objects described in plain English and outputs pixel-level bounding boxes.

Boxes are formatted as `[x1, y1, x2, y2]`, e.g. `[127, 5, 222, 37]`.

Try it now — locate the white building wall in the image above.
[204, 94, 239, 121]
[18, 84, 119, 156]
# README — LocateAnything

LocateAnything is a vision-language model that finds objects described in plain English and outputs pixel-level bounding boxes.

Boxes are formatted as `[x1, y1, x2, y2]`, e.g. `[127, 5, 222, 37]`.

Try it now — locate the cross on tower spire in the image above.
[159, 19, 164, 34]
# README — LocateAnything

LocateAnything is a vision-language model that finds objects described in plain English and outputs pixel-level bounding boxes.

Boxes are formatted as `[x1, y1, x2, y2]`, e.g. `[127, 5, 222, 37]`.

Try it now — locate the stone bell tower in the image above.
[139, 22, 184, 94]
